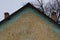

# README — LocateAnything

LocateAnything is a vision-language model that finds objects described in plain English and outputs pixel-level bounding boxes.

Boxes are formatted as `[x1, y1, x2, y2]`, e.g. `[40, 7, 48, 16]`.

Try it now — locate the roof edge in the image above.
[0, 3, 60, 27]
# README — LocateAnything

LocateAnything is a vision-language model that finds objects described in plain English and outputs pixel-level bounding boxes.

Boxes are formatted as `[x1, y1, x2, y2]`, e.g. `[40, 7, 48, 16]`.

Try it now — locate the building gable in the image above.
[0, 3, 60, 40]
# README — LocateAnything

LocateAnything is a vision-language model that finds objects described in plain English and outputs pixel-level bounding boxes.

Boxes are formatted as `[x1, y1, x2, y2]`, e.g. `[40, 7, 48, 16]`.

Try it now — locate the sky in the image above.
[0, 0, 49, 21]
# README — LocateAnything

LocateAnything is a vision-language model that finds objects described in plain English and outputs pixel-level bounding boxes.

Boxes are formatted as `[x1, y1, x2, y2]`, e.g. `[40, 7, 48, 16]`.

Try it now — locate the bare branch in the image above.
[37, 0, 44, 12]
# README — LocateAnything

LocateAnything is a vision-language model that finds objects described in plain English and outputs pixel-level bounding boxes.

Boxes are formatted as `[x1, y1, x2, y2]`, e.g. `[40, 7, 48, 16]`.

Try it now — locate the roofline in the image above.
[0, 3, 43, 23]
[0, 3, 60, 27]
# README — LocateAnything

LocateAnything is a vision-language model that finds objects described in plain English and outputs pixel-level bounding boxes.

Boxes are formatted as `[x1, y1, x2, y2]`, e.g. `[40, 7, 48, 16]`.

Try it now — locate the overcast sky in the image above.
[0, 0, 50, 21]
